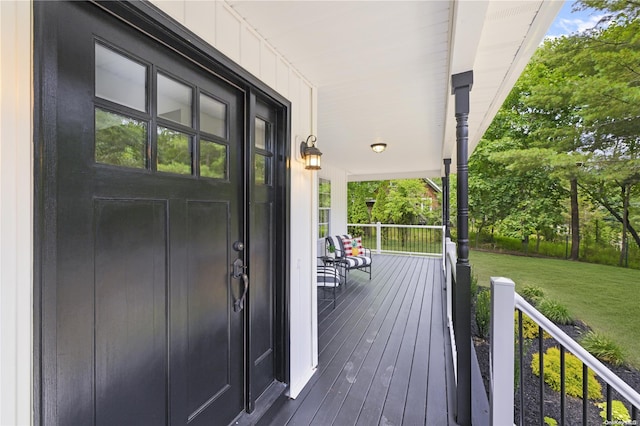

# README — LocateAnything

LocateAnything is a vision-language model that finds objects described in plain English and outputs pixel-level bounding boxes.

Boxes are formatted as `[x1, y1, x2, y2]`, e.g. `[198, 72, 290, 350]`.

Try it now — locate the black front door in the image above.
[36, 2, 284, 425]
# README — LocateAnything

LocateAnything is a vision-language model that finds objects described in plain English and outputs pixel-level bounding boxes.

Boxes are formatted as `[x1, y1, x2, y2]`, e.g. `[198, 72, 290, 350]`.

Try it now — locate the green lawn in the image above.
[470, 250, 640, 369]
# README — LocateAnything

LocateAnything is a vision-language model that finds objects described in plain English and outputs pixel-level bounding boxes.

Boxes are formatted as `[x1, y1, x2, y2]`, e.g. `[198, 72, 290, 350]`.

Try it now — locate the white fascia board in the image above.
[441, 0, 563, 174]
[440, 0, 490, 169]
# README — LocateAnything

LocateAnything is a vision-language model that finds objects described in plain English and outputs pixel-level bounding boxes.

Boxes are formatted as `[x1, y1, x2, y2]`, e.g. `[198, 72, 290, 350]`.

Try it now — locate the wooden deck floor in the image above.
[263, 254, 456, 426]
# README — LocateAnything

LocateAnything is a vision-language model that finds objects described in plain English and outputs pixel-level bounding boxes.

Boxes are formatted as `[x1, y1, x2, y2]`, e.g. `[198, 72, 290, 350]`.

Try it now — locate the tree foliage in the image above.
[467, 1, 640, 264]
[348, 179, 440, 226]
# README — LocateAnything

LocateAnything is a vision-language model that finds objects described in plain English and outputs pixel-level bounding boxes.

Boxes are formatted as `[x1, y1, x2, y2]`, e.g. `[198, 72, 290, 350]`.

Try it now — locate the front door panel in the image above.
[42, 2, 252, 425]
[186, 200, 242, 422]
[94, 200, 168, 425]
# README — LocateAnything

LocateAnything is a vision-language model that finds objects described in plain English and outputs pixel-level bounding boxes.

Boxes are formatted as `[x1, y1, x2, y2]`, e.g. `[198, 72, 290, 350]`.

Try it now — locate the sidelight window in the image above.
[254, 117, 272, 185]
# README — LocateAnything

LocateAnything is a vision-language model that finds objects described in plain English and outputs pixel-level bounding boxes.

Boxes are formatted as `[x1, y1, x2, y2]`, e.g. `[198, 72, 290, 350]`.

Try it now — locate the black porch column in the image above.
[442, 158, 451, 238]
[452, 70, 473, 426]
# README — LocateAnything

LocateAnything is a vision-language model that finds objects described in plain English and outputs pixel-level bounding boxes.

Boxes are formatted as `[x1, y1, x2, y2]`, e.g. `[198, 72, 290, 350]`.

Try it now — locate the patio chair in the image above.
[325, 234, 372, 284]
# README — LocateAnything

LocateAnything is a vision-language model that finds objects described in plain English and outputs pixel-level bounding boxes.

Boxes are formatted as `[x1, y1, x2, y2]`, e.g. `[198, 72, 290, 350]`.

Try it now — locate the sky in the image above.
[546, 0, 605, 38]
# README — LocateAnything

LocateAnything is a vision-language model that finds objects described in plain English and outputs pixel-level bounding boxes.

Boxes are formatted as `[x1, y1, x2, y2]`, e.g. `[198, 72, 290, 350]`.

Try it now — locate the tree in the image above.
[347, 181, 377, 224]
[538, 10, 640, 262]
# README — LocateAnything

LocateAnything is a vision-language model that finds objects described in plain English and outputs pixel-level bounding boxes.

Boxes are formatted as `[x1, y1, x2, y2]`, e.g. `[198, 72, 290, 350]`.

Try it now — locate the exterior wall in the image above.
[148, 0, 318, 398]
[0, 2, 33, 425]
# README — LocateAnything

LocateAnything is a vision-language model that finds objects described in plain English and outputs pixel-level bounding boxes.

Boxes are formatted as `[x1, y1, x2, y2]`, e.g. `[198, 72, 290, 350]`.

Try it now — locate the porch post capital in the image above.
[452, 70, 474, 115]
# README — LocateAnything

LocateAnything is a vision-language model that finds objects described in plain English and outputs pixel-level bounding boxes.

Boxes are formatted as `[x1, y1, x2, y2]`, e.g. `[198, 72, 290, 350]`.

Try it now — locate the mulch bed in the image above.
[471, 289, 640, 425]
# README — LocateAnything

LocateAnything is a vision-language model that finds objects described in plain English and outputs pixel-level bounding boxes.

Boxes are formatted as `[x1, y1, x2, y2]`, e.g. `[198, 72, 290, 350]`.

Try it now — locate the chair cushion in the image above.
[317, 266, 341, 287]
[342, 255, 372, 269]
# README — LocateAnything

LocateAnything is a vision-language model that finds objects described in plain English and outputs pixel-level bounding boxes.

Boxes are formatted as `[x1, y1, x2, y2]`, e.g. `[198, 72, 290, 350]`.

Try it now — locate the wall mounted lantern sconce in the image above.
[300, 135, 322, 170]
[371, 143, 387, 153]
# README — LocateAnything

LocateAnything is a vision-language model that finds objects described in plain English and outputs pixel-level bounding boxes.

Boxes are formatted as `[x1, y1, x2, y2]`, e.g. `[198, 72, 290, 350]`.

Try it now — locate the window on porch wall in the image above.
[319, 178, 331, 238]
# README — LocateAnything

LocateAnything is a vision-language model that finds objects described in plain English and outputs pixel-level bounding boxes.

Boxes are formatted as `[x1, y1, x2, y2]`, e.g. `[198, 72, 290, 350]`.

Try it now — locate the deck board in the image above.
[262, 255, 453, 426]
[397, 259, 434, 425]
[380, 257, 430, 425]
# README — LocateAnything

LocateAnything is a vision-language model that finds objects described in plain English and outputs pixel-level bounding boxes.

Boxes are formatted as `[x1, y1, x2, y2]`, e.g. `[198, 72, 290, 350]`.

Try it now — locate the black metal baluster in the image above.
[631, 404, 637, 421]
[606, 384, 612, 422]
[392, 227, 396, 251]
[539, 326, 544, 426]
[582, 363, 588, 426]
[560, 347, 565, 425]
[519, 309, 524, 426]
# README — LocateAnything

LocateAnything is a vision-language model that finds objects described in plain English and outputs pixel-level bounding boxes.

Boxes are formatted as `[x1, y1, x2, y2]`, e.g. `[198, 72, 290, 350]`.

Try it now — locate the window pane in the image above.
[157, 127, 192, 175]
[319, 224, 328, 239]
[320, 194, 331, 208]
[255, 154, 270, 185]
[318, 179, 331, 238]
[158, 74, 192, 126]
[200, 94, 226, 138]
[319, 179, 331, 195]
[255, 118, 267, 149]
[95, 108, 147, 169]
[200, 140, 227, 179]
[95, 44, 146, 112]
[319, 209, 329, 223]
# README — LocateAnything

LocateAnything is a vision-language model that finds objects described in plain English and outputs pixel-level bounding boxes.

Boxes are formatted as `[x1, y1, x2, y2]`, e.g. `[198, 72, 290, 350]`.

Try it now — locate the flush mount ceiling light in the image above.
[371, 143, 387, 153]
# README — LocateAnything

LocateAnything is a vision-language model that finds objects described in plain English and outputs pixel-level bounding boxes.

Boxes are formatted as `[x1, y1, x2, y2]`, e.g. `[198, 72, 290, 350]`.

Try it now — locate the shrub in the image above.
[531, 347, 602, 400]
[580, 331, 625, 367]
[537, 299, 573, 325]
[597, 400, 631, 423]
[475, 290, 491, 339]
[470, 272, 479, 299]
[514, 311, 551, 340]
[544, 416, 558, 426]
[521, 285, 545, 306]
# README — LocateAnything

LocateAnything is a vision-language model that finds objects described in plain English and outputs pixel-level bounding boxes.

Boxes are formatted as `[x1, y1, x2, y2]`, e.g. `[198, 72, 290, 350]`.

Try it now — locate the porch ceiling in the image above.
[227, 1, 562, 180]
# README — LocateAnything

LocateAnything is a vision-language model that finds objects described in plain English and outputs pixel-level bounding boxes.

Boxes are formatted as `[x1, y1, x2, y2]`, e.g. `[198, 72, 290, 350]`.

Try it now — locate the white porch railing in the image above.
[491, 278, 640, 425]
[346, 223, 445, 258]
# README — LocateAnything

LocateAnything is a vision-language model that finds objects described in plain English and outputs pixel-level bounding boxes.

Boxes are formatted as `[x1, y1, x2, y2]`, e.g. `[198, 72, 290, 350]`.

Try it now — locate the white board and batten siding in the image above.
[1, 2, 33, 426]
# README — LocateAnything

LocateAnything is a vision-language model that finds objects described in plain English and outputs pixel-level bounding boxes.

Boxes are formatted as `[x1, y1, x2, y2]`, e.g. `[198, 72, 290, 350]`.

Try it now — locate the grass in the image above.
[470, 250, 640, 369]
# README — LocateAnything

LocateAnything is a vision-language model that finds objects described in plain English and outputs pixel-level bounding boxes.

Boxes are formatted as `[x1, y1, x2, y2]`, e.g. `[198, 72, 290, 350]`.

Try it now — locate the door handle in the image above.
[232, 258, 248, 312]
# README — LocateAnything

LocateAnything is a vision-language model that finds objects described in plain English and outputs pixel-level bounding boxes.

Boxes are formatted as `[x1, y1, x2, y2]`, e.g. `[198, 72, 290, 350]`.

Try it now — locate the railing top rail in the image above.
[347, 223, 444, 230]
[515, 294, 640, 408]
